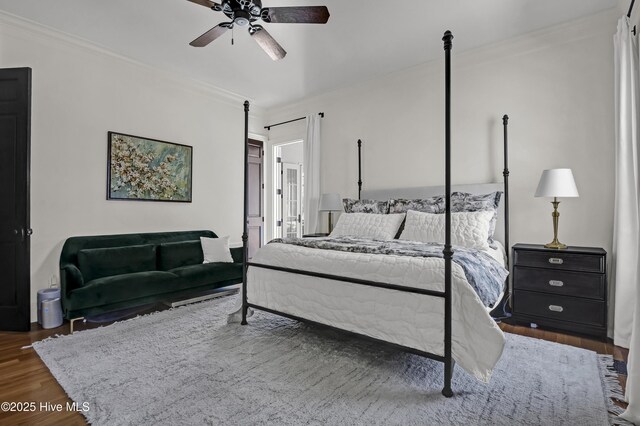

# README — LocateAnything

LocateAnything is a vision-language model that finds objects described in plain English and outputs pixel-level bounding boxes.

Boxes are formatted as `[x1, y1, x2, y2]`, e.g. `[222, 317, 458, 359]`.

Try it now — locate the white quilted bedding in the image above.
[247, 242, 506, 383]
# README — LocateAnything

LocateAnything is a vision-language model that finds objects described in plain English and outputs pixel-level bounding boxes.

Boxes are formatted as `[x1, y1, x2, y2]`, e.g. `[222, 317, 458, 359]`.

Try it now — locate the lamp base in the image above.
[544, 240, 567, 250]
[545, 199, 567, 249]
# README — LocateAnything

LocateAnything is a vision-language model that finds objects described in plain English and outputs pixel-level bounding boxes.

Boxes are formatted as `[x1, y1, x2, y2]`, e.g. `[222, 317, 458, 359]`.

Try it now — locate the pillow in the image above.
[451, 191, 502, 248]
[388, 197, 444, 214]
[399, 210, 494, 251]
[201, 236, 234, 263]
[77, 244, 157, 283]
[342, 198, 389, 214]
[330, 213, 405, 240]
[158, 240, 203, 270]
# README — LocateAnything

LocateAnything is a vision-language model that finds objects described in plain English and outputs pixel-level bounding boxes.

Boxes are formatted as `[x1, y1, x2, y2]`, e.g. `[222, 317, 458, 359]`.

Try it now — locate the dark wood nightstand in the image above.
[303, 233, 329, 238]
[511, 243, 607, 340]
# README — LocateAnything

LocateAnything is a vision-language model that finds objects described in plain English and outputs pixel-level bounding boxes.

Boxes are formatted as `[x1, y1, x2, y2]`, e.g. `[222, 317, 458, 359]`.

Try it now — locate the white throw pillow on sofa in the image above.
[201, 236, 234, 263]
[399, 210, 493, 251]
[330, 213, 405, 241]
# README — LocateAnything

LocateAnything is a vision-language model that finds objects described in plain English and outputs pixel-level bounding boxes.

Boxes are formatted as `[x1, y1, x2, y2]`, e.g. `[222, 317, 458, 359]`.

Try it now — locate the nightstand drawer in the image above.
[514, 250, 604, 273]
[514, 291, 605, 327]
[513, 267, 605, 300]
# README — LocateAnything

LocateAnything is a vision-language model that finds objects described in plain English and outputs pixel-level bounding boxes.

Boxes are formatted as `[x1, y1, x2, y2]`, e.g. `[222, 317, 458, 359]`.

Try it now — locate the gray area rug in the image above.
[33, 296, 622, 425]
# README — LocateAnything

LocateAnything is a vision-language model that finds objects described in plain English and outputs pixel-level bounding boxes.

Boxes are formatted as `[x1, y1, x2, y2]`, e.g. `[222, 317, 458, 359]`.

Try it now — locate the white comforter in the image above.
[246, 242, 505, 383]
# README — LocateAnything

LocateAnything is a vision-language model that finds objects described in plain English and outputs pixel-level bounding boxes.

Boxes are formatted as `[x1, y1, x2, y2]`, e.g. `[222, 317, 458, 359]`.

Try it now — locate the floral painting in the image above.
[107, 132, 192, 202]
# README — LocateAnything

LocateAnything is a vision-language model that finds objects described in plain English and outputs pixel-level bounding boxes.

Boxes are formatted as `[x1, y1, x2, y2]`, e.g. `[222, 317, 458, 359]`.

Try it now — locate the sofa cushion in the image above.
[158, 240, 203, 271]
[66, 271, 180, 310]
[77, 244, 157, 283]
[170, 263, 243, 287]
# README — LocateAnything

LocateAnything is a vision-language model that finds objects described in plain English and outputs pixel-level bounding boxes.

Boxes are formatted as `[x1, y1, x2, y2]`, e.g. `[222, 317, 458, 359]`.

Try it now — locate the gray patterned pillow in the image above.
[451, 191, 502, 248]
[342, 198, 390, 214]
[388, 197, 445, 214]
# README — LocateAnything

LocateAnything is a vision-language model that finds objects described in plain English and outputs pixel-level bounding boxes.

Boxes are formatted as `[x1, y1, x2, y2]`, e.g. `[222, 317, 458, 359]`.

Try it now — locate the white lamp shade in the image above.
[534, 168, 579, 198]
[318, 193, 342, 211]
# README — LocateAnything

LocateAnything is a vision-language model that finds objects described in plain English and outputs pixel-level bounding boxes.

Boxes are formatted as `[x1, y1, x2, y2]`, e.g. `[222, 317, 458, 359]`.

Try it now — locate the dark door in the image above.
[247, 139, 263, 258]
[0, 68, 31, 331]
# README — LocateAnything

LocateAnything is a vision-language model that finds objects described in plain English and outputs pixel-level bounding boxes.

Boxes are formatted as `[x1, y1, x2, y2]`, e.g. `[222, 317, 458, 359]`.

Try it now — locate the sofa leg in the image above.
[70, 317, 85, 333]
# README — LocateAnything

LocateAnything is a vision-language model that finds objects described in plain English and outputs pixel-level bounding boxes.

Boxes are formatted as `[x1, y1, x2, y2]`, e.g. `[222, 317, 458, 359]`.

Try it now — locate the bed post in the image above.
[357, 139, 362, 200]
[501, 115, 511, 312]
[490, 115, 512, 320]
[241, 100, 250, 326]
[503, 115, 510, 269]
[442, 30, 454, 398]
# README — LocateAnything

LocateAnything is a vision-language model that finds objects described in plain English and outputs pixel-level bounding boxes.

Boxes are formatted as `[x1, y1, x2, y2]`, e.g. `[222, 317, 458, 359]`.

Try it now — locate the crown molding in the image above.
[0, 10, 265, 116]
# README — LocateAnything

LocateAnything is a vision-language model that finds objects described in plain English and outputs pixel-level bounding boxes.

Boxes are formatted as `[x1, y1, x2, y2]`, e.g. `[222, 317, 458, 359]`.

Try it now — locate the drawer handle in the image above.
[548, 258, 564, 265]
[549, 280, 564, 287]
[548, 305, 564, 313]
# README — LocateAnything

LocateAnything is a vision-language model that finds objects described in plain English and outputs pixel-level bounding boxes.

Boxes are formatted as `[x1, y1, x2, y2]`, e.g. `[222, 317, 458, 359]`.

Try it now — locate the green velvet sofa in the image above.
[60, 230, 243, 321]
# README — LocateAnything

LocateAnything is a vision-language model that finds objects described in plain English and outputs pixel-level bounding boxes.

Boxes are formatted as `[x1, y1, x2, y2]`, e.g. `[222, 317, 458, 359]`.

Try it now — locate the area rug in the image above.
[33, 296, 623, 425]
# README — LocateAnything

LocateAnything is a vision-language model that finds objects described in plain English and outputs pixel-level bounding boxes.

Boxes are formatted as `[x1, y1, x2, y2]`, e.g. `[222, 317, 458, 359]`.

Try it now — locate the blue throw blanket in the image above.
[270, 237, 508, 307]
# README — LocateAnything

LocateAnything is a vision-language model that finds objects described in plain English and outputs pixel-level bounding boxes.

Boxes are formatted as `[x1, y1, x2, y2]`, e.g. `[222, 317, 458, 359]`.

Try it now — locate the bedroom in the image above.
[0, 0, 638, 424]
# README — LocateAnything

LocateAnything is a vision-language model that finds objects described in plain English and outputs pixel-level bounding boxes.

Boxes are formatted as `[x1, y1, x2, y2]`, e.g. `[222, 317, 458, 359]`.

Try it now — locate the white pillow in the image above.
[200, 236, 234, 263]
[330, 213, 405, 241]
[399, 210, 494, 251]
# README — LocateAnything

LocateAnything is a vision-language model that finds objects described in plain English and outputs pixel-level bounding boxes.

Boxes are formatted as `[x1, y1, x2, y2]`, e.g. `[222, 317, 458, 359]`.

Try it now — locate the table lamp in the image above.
[534, 168, 579, 249]
[318, 193, 342, 233]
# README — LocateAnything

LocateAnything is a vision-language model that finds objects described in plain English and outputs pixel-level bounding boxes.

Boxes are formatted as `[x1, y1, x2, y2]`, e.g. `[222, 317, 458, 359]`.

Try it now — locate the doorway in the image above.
[0, 68, 31, 331]
[247, 139, 264, 259]
[273, 141, 304, 239]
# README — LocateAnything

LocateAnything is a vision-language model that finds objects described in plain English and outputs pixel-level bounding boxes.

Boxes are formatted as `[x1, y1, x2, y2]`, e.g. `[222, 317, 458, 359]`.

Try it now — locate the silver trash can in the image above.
[41, 297, 63, 329]
[37, 288, 62, 327]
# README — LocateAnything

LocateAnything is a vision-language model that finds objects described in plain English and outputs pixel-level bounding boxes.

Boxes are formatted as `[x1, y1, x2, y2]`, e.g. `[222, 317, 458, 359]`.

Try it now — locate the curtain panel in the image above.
[614, 15, 640, 349]
[614, 15, 640, 425]
[303, 115, 321, 234]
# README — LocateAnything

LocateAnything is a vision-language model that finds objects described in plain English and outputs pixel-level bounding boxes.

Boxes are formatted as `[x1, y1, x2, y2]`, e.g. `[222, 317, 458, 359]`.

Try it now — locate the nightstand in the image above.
[303, 233, 329, 238]
[511, 243, 607, 340]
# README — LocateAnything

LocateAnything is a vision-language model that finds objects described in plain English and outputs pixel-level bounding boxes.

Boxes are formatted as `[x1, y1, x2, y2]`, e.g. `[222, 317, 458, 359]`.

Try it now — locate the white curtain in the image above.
[614, 15, 640, 425]
[614, 15, 640, 349]
[303, 115, 321, 234]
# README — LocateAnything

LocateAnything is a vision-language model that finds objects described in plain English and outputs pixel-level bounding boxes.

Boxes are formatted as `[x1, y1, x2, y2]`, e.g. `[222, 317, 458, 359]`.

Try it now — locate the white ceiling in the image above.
[0, 0, 616, 107]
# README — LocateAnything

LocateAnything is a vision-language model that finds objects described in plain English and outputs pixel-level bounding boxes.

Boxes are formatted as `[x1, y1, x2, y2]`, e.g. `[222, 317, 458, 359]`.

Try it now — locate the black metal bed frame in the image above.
[240, 31, 510, 398]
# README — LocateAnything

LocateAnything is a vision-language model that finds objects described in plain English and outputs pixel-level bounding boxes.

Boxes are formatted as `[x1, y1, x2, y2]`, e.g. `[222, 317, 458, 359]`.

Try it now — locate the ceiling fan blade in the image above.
[250, 27, 287, 61]
[186, 0, 219, 9]
[262, 6, 330, 24]
[189, 24, 229, 47]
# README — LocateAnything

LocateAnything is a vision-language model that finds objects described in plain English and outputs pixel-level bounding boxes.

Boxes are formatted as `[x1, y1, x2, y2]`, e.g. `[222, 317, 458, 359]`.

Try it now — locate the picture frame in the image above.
[107, 131, 193, 202]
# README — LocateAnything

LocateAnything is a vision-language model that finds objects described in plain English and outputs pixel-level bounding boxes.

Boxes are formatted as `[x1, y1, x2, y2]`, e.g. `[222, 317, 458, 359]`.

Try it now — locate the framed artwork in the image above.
[107, 132, 193, 202]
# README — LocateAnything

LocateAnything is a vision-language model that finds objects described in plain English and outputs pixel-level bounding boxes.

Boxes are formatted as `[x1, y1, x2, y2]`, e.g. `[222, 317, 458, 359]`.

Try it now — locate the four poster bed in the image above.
[238, 31, 511, 397]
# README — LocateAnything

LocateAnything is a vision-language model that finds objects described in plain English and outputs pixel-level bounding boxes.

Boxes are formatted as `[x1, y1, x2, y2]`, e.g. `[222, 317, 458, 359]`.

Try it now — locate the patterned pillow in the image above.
[388, 197, 444, 214]
[451, 191, 502, 248]
[342, 198, 389, 214]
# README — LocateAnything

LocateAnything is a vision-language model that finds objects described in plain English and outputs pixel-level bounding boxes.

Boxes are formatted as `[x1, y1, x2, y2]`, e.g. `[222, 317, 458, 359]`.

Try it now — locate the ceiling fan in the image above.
[186, 0, 330, 61]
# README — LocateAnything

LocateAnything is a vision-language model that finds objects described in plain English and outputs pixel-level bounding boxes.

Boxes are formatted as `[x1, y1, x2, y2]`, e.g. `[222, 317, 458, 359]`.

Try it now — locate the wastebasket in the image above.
[41, 298, 63, 329]
[37, 288, 62, 327]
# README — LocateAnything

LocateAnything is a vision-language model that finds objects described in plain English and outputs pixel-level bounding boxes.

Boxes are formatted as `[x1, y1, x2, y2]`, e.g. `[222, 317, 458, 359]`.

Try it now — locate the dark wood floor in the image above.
[0, 316, 629, 425]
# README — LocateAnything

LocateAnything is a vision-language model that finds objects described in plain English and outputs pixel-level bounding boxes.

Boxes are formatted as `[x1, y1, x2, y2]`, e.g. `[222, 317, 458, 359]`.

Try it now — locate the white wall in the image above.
[266, 9, 618, 260]
[0, 14, 266, 321]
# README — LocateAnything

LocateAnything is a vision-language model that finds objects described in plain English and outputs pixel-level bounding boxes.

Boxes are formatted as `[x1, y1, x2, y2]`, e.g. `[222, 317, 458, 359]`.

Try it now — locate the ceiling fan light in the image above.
[234, 9, 251, 26]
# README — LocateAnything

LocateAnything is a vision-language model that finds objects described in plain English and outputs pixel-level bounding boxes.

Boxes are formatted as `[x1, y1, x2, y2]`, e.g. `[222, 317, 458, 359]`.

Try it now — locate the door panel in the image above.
[0, 68, 31, 331]
[247, 140, 263, 259]
[248, 162, 261, 217]
[274, 156, 283, 239]
[282, 162, 302, 238]
[0, 243, 16, 306]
